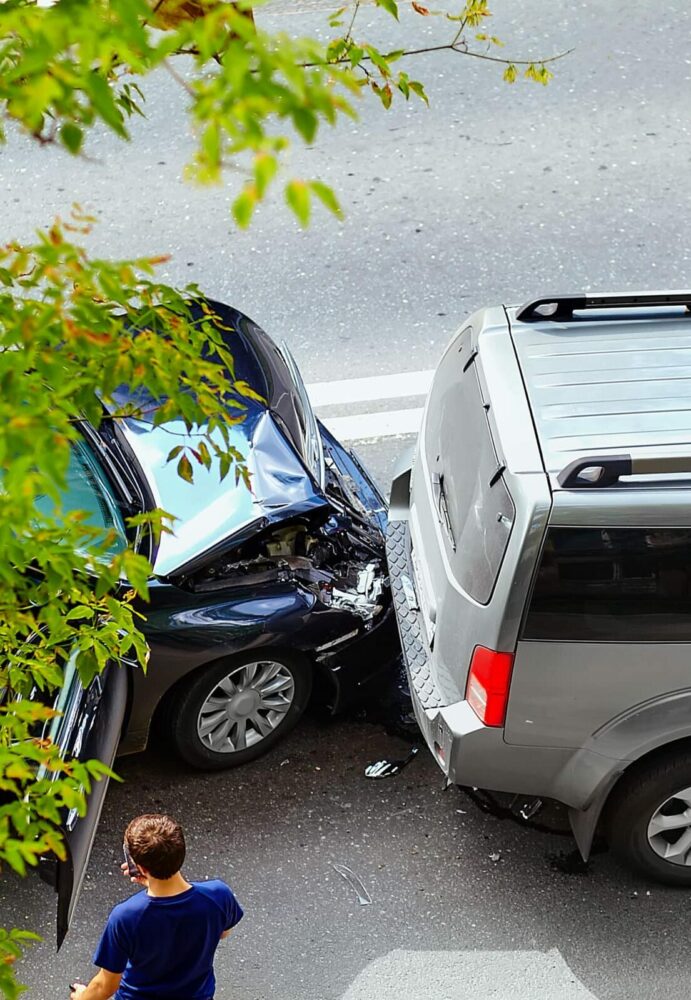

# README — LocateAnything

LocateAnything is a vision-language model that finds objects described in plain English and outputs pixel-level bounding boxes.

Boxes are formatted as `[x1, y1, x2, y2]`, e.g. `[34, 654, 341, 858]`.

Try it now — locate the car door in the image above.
[36, 652, 129, 947]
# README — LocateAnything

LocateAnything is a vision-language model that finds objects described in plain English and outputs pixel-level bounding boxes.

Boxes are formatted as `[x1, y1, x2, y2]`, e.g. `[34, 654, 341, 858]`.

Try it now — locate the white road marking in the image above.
[341, 949, 599, 1000]
[307, 369, 434, 408]
[306, 369, 431, 440]
[321, 407, 424, 442]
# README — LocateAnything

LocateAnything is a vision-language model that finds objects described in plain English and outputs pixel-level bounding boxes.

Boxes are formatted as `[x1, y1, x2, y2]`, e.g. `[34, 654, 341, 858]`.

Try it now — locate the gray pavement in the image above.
[11, 718, 691, 1000]
[1, 1, 690, 386]
[3, 0, 691, 997]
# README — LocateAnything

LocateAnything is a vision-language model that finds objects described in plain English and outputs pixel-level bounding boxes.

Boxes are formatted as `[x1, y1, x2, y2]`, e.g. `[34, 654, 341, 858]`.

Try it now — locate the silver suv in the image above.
[387, 291, 691, 885]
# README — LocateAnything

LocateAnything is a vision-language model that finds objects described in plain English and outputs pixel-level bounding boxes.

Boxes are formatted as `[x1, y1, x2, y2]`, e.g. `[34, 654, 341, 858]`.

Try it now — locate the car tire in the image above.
[169, 651, 313, 770]
[607, 752, 691, 885]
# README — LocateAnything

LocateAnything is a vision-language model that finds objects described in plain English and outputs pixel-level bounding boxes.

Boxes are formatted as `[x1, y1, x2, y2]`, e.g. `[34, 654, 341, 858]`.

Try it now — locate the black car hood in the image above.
[118, 406, 330, 578]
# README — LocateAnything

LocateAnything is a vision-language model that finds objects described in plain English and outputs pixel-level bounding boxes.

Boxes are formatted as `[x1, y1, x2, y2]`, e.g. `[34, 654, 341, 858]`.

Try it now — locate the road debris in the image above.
[517, 797, 543, 821]
[331, 864, 372, 906]
[364, 746, 420, 779]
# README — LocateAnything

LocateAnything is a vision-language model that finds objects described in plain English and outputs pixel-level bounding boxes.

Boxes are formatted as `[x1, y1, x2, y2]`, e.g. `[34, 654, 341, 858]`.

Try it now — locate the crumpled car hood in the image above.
[119, 405, 330, 578]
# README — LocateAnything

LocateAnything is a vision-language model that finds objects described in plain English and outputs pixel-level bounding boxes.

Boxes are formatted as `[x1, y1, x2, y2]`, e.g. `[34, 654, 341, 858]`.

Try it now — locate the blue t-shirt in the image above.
[93, 880, 243, 1000]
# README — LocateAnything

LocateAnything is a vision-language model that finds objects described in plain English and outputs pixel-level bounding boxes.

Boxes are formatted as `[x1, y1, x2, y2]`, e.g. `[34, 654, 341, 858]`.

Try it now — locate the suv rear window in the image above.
[424, 332, 514, 605]
[523, 527, 691, 641]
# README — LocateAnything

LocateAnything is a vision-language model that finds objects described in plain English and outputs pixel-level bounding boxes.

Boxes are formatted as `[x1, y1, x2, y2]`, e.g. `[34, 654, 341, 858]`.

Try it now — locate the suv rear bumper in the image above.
[386, 517, 484, 777]
[386, 518, 577, 796]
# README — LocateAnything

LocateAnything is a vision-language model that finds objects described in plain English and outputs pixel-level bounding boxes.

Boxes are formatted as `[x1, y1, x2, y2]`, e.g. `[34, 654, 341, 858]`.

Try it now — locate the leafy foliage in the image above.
[0, 0, 567, 227]
[0, 212, 259, 988]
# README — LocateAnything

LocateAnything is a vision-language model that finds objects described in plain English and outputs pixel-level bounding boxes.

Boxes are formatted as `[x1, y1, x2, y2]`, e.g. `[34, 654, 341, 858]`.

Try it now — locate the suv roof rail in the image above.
[515, 291, 691, 323]
[558, 454, 691, 489]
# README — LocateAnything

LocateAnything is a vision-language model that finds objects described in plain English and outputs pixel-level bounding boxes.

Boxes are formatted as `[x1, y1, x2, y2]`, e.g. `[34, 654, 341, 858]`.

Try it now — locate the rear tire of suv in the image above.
[170, 652, 313, 770]
[607, 753, 691, 885]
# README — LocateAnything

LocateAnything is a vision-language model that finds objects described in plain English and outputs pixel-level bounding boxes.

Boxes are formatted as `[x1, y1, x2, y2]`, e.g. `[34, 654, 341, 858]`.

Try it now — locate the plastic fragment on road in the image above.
[517, 797, 543, 821]
[331, 864, 372, 906]
[364, 746, 419, 779]
[489, 852, 501, 862]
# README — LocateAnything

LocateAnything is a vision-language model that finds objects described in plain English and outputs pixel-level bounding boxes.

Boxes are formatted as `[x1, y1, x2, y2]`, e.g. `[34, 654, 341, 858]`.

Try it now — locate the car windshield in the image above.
[280, 341, 324, 488]
[34, 439, 128, 560]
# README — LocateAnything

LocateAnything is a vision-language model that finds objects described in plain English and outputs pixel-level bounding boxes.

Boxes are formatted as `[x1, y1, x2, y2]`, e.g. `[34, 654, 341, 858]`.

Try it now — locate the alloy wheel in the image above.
[196, 659, 295, 754]
[647, 786, 691, 866]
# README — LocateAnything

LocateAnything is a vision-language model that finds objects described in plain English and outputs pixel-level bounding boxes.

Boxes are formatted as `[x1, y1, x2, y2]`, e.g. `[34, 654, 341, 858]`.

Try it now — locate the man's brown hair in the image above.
[125, 814, 186, 879]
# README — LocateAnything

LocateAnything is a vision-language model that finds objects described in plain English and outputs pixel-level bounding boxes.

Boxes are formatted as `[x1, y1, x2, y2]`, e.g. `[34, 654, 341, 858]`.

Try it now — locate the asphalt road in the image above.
[10, 717, 691, 1000]
[3, 0, 691, 997]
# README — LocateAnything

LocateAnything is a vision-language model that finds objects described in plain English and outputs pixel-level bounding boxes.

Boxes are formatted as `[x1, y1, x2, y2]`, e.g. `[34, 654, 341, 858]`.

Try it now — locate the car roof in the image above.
[505, 300, 691, 492]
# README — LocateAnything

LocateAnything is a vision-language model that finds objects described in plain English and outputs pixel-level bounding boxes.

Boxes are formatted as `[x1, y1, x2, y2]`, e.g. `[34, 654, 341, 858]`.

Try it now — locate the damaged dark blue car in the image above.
[91, 300, 399, 770]
[36, 300, 401, 946]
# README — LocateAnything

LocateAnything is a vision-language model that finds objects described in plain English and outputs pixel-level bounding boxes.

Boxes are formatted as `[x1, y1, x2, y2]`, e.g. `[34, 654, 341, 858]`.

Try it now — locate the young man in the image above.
[70, 813, 243, 1000]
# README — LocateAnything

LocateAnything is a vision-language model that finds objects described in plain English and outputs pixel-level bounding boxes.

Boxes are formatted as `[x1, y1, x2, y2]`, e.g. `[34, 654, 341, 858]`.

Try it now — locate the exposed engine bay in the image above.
[184, 509, 388, 623]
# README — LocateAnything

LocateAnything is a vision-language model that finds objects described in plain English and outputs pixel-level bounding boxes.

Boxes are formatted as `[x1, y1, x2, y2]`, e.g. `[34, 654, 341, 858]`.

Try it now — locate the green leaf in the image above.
[177, 453, 194, 484]
[121, 551, 150, 597]
[408, 80, 429, 105]
[9, 930, 41, 943]
[232, 187, 257, 229]
[328, 6, 347, 27]
[374, 0, 399, 18]
[292, 108, 319, 144]
[309, 181, 343, 220]
[75, 649, 100, 687]
[348, 45, 364, 68]
[503, 63, 518, 84]
[372, 81, 393, 109]
[326, 37, 348, 62]
[197, 124, 222, 183]
[196, 441, 210, 469]
[85, 74, 128, 138]
[285, 180, 311, 227]
[64, 605, 93, 622]
[253, 154, 278, 198]
[365, 46, 392, 77]
[59, 123, 83, 155]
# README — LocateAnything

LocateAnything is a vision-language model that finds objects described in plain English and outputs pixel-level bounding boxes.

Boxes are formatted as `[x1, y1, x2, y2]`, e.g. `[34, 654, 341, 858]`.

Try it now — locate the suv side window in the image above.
[523, 527, 691, 642]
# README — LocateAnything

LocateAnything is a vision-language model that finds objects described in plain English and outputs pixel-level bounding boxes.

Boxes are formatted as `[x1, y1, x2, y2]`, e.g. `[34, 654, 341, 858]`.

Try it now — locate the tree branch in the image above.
[412, 43, 573, 66]
[306, 42, 572, 70]
[344, 0, 361, 45]
[162, 57, 195, 97]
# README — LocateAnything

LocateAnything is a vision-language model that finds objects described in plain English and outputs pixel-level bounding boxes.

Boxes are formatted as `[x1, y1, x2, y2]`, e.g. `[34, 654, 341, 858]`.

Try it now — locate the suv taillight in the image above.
[465, 645, 514, 727]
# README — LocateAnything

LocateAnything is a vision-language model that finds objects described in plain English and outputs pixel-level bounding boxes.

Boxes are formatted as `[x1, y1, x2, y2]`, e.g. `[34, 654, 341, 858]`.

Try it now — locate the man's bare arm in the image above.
[71, 968, 123, 1000]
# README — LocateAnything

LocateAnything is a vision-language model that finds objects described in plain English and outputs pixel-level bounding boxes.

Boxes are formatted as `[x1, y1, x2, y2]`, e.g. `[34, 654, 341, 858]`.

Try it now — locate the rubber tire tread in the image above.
[607, 751, 691, 886]
[169, 651, 313, 771]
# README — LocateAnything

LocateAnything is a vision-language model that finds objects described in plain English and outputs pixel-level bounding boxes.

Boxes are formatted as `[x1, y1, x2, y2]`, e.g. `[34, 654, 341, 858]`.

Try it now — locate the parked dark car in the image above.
[36, 300, 399, 941]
